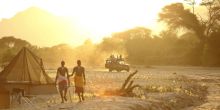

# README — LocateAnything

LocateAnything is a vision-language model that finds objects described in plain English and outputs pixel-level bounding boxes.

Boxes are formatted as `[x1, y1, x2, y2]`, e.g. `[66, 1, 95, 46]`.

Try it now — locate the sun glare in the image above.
[37, 0, 168, 43]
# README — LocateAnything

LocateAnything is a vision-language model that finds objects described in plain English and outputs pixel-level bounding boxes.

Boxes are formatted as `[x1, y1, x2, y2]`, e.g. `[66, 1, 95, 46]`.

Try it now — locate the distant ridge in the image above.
[0, 7, 80, 46]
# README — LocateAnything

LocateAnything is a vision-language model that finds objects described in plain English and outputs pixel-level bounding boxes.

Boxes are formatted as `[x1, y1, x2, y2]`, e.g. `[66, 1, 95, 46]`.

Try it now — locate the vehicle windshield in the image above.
[119, 61, 125, 64]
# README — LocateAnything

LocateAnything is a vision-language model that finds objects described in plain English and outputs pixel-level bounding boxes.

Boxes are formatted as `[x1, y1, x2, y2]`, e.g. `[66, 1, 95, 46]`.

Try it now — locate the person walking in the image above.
[55, 61, 69, 103]
[70, 60, 86, 102]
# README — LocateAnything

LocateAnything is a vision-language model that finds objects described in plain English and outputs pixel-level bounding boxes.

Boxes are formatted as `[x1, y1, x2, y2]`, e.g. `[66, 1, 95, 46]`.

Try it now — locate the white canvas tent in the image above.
[0, 47, 56, 95]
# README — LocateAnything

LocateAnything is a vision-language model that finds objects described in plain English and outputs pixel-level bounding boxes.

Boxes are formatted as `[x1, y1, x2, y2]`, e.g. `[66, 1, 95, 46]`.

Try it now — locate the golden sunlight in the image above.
[37, 0, 170, 43]
[1, 0, 219, 110]
[0, 0, 202, 46]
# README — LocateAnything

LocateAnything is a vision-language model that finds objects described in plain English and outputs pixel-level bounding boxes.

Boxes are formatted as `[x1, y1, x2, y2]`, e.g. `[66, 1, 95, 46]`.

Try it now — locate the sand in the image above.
[5, 66, 220, 110]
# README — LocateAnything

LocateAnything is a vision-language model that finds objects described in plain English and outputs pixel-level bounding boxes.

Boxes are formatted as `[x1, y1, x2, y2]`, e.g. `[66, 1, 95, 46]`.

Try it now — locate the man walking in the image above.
[70, 60, 86, 102]
[55, 61, 69, 103]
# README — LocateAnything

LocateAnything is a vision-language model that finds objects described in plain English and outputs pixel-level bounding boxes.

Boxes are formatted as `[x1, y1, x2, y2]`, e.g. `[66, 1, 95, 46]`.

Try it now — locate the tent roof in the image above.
[0, 47, 53, 84]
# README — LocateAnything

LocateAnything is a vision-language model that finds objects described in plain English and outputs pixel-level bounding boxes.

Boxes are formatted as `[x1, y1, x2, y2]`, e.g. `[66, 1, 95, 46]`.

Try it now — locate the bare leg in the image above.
[81, 92, 85, 101]
[77, 93, 82, 102]
[59, 90, 64, 103]
[64, 88, 67, 101]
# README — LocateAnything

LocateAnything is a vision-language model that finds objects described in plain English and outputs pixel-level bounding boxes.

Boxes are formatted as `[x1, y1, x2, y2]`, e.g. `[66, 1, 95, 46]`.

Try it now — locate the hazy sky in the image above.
[0, 0, 202, 47]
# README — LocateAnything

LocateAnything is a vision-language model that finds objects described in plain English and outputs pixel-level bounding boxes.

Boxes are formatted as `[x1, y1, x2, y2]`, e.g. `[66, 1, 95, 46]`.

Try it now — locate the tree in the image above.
[159, 3, 205, 40]
[200, 0, 220, 37]
[159, 1, 220, 65]
[0, 36, 31, 65]
[158, 2, 220, 65]
[98, 35, 124, 53]
[122, 28, 153, 64]
[203, 27, 220, 66]
[184, 0, 196, 14]
[1, 49, 15, 65]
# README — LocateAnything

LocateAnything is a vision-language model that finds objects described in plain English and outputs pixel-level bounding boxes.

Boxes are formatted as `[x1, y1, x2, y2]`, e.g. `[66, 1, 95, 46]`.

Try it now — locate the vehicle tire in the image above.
[117, 69, 121, 72]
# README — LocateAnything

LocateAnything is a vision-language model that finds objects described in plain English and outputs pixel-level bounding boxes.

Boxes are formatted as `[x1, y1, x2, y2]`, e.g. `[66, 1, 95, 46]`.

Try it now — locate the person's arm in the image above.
[66, 68, 70, 86]
[66, 68, 69, 78]
[71, 67, 75, 76]
[55, 68, 59, 84]
[83, 67, 86, 85]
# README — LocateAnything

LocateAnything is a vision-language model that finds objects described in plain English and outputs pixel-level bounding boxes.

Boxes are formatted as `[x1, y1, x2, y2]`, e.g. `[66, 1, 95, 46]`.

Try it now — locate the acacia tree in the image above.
[159, 1, 220, 65]
[201, 0, 220, 37]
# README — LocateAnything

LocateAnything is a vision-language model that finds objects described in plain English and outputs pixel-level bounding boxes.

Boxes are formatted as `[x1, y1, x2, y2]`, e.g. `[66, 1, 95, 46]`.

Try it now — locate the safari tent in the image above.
[0, 47, 56, 95]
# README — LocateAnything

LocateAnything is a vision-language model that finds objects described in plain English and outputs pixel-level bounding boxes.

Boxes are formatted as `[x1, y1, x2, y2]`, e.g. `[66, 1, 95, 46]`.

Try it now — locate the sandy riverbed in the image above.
[6, 66, 220, 110]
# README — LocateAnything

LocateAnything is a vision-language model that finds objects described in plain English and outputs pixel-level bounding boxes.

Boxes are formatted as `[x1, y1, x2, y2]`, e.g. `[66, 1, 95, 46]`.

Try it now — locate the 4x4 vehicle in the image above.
[105, 59, 129, 72]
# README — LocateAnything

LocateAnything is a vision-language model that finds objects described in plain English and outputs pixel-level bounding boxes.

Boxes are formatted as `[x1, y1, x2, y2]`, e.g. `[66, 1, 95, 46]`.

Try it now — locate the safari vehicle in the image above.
[105, 55, 130, 72]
